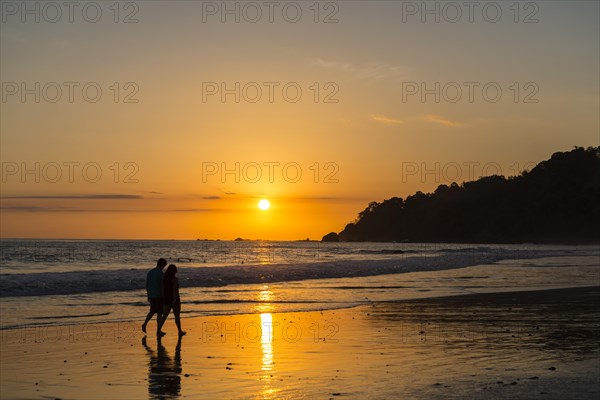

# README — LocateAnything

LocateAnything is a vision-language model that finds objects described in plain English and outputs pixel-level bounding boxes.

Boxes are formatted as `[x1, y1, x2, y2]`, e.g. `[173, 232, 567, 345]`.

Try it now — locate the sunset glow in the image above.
[1, 1, 598, 242]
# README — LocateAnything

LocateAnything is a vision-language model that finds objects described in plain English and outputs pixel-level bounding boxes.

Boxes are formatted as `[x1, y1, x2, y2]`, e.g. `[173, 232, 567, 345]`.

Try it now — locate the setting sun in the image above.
[258, 199, 271, 210]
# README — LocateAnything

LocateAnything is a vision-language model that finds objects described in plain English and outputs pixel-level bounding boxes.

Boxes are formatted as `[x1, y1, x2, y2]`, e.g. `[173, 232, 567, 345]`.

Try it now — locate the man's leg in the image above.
[142, 311, 154, 333]
[144, 298, 161, 334]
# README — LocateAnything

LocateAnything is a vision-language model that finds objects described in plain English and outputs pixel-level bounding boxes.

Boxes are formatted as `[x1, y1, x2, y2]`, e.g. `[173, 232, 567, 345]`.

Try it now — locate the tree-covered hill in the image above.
[323, 147, 600, 244]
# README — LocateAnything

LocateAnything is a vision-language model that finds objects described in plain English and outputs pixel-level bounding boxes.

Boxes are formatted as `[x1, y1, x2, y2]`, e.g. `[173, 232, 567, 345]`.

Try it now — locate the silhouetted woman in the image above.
[157, 264, 186, 337]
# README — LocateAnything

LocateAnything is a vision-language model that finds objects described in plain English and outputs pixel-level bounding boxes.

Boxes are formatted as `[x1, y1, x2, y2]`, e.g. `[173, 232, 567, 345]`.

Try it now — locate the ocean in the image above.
[0, 239, 598, 330]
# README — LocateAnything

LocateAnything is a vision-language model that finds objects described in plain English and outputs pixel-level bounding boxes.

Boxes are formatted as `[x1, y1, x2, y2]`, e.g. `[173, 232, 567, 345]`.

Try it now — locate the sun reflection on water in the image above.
[256, 286, 274, 313]
[256, 242, 273, 264]
[258, 286, 276, 398]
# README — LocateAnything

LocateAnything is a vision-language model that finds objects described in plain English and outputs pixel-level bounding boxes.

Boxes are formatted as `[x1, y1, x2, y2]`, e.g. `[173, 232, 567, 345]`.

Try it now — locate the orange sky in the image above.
[1, 1, 599, 240]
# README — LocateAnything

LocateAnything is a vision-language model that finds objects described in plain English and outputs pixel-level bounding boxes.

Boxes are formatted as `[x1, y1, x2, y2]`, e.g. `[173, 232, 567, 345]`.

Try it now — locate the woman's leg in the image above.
[158, 304, 172, 334]
[173, 301, 185, 335]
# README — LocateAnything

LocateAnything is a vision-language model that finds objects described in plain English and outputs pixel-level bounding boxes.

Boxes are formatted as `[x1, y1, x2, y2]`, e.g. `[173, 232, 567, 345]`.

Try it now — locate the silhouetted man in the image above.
[142, 258, 167, 335]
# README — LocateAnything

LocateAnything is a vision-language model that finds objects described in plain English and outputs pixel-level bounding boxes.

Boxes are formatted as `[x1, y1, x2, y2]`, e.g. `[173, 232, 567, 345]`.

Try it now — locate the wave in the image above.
[358, 249, 407, 254]
[0, 249, 592, 298]
[26, 312, 111, 320]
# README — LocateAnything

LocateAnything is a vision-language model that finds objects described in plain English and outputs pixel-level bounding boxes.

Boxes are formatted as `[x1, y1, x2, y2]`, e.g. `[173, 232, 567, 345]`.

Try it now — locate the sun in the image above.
[258, 199, 270, 210]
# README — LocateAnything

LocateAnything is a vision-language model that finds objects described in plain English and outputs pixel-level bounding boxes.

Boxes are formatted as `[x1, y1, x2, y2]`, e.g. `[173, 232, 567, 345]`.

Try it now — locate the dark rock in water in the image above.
[549, 366, 556, 371]
[529, 376, 539, 380]
[322, 232, 340, 242]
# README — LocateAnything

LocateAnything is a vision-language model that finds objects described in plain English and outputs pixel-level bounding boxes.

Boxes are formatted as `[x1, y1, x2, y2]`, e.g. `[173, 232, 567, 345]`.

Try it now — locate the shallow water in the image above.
[1, 241, 598, 331]
[1, 249, 598, 330]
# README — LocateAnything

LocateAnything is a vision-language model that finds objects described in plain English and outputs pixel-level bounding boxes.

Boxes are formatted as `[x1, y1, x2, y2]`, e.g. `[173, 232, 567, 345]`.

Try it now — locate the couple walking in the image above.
[142, 258, 186, 337]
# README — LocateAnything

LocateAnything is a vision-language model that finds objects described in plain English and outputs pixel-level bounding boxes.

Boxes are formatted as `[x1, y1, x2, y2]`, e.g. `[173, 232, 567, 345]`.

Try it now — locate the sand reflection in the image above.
[256, 286, 277, 398]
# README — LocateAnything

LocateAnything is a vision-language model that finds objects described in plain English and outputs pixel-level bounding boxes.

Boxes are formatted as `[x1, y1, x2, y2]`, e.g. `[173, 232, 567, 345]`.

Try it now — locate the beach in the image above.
[2, 0, 599, 398]
[2, 286, 599, 400]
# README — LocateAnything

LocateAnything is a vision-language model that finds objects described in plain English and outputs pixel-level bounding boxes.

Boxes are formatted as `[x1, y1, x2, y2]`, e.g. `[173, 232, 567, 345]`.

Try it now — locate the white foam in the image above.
[1, 248, 594, 297]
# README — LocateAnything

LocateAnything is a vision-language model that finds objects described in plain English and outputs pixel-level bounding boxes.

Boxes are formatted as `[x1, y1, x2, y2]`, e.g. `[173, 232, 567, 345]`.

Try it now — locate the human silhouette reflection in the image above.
[142, 335, 183, 399]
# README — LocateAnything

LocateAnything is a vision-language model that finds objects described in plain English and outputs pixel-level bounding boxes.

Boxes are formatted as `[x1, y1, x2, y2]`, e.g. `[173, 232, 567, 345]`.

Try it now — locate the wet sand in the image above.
[1, 286, 599, 399]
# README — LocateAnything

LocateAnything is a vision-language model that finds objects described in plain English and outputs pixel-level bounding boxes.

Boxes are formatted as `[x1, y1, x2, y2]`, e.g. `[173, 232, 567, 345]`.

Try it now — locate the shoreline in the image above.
[2, 286, 599, 399]
[380, 284, 600, 306]
[3, 238, 600, 245]
[3, 247, 597, 298]
[2, 282, 599, 332]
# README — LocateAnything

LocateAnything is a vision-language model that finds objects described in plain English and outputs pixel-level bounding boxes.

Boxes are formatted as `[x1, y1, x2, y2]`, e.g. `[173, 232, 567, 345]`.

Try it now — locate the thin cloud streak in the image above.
[371, 114, 404, 126]
[421, 114, 466, 127]
[1, 194, 142, 200]
[313, 59, 409, 82]
[0, 206, 221, 213]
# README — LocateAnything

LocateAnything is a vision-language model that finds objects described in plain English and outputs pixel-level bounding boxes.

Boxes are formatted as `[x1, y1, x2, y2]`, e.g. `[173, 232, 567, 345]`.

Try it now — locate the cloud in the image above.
[0, 194, 142, 200]
[0, 205, 217, 213]
[0, 206, 51, 212]
[313, 58, 356, 72]
[0, 193, 210, 213]
[371, 114, 403, 126]
[313, 59, 409, 82]
[223, 194, 367, 202]
[203, 196, 221, 200]
[313, 59, 356, 73]
[170, 208, 217, 213]
[293, 196, 348, 201]
[0, 205, 79, 212]
[421, 114, 466, 128]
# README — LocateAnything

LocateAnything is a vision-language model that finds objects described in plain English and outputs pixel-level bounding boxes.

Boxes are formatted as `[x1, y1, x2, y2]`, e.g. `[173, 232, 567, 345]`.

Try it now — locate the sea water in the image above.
[0, 240, 598, 329]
